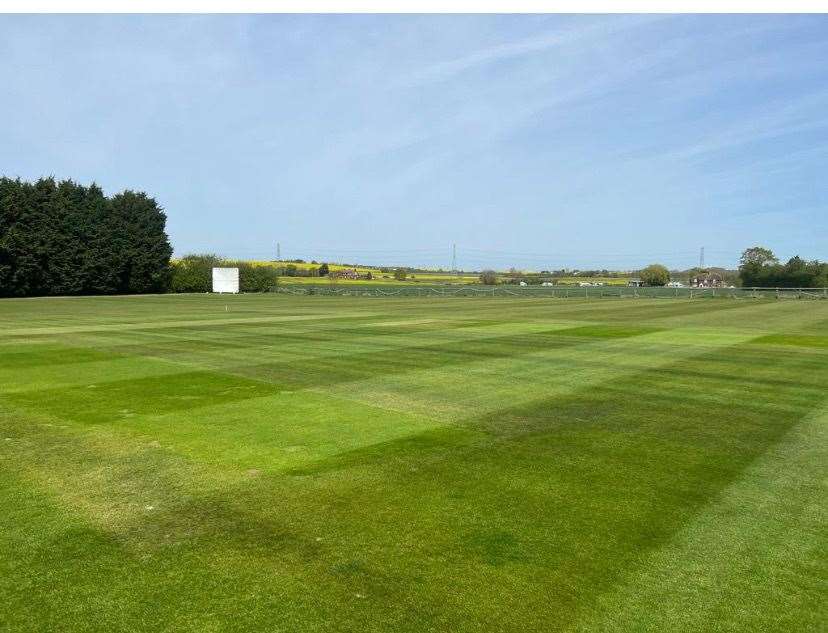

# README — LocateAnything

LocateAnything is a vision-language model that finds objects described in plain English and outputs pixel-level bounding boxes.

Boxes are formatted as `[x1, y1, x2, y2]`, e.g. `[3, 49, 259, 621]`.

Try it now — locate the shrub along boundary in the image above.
[170, 255, 278, 293]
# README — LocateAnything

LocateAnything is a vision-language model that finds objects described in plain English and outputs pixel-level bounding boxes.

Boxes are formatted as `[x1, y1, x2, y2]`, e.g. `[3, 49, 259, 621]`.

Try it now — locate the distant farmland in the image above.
[1, 294, 825, 632]
[249, 260, 630, 286]
[242, 260, 484, 284]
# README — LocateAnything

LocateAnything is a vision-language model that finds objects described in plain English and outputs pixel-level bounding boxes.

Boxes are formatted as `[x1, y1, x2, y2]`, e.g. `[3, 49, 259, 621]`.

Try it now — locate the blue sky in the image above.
[1, 14, 826, 270]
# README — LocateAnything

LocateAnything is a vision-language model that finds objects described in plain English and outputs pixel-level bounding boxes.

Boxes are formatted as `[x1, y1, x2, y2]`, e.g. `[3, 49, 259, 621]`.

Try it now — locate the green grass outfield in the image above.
[1, 294, 826, 632]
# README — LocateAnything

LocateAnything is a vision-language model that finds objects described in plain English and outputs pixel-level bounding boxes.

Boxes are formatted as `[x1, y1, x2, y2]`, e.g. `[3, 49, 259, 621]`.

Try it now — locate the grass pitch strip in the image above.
[1, 294, 826, 632]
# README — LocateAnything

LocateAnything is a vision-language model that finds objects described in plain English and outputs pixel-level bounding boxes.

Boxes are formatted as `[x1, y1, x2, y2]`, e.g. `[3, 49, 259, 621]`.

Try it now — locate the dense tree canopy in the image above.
[739, 246, 778, 268]
[639, 263, 670, 286]
[739, 247, 827, 287]
[0, 177, 172, 297]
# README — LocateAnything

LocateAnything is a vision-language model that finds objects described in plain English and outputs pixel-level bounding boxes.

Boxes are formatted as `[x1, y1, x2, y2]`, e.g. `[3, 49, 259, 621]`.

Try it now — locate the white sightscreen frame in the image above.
[212, 267, 240, 293]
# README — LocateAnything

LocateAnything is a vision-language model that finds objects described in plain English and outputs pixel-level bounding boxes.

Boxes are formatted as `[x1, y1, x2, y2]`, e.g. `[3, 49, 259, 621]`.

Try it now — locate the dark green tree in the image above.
[109, 191, 173, 293]
[738, 246, 826, 287]
[0, 177, 44, 296]
[0, 177, 173, 297]
[739, 246, 778, 287]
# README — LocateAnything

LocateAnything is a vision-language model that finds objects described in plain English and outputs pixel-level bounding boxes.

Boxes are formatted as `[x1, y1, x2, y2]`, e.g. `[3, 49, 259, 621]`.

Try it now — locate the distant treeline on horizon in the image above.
[2, 177, 826, 297]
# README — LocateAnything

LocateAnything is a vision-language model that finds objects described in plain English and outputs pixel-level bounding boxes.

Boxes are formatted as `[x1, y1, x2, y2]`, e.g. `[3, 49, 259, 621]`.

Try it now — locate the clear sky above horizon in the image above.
[1, 14, 826, 271]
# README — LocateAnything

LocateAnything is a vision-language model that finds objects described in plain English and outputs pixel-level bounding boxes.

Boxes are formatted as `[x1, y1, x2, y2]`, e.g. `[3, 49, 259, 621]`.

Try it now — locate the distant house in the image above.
[331, 268, 362, 280]
[627, 278, 644, 287]
[691, 271, 723, 288]
[666, 281, 684, 288]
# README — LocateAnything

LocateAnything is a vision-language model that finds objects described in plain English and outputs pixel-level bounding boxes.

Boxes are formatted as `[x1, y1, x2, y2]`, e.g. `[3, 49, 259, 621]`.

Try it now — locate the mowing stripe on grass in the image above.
[569, 400, 828, 633]
[1, 294, 826, 633]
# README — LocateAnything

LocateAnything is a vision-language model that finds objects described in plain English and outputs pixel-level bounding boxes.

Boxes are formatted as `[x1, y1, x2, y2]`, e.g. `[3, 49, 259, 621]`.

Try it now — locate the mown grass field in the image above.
[1, 294, 826, 632]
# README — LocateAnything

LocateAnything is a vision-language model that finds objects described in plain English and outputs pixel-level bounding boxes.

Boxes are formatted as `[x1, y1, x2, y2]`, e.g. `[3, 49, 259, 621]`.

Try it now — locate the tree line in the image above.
[635, 251, 826, 288]
[738, 247, 827, 288]
[477, 248, 826, 288]
[0, 177, 172, 297]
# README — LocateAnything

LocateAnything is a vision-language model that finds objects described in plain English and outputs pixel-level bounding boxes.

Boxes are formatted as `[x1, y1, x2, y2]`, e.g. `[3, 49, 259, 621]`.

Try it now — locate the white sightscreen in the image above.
[212, 267, 240, 293]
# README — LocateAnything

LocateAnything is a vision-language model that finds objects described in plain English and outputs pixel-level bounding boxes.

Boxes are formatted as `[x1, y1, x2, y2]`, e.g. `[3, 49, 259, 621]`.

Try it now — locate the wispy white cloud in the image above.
[398, 15, 671, 87]
[1, 14, 826, 266]
[659, 91, 828, 162]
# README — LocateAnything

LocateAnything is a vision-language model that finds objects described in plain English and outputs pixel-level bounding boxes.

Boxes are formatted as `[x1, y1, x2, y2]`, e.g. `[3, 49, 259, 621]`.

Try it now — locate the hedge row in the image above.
[171, 255, 279, 293]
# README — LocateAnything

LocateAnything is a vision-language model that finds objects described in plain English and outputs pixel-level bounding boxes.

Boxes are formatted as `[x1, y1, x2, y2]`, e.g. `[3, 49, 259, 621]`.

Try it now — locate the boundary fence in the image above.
[274, 285, 828, 299]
